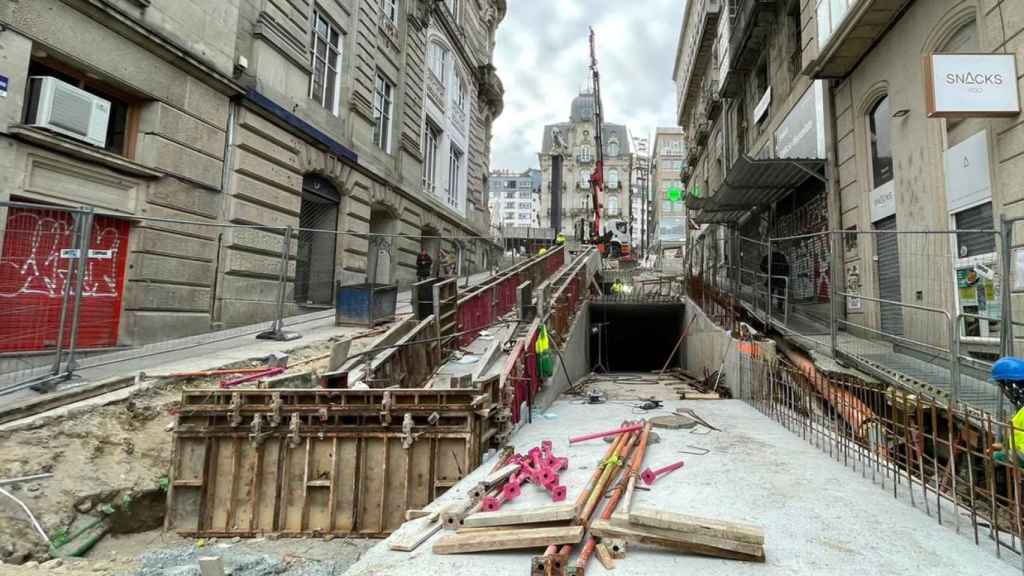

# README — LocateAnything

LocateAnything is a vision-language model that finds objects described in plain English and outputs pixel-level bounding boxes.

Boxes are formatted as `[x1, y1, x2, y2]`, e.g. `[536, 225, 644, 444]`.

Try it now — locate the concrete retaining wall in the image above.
[682, 297, 749, 399]
[534, 305, 590, 413]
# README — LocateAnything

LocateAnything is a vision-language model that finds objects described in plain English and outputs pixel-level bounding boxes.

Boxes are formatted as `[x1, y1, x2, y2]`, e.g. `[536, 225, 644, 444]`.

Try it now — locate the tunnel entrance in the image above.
[589, 302, 685, 372]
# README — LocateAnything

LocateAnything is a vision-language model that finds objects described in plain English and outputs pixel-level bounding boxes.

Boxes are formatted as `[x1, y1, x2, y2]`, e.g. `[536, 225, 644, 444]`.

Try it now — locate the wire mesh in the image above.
[739, 350, 1024, 573]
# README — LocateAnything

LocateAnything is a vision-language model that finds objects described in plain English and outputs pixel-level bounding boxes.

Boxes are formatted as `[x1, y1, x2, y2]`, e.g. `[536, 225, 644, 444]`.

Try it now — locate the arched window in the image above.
[608, 169, 619, 189]
[940, 17, 978, 53]
[579, 169, 590, 189]
[428, 41, 448, 84]
[608, 140, 620, 156]
[868, 96, 893, 189]
[607, 195, 620, 215]
[579, 145, 592, 162]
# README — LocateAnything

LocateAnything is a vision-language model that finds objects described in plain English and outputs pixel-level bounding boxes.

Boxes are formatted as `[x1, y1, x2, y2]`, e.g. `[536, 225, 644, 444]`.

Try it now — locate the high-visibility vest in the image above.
[535, 325, 550, 353]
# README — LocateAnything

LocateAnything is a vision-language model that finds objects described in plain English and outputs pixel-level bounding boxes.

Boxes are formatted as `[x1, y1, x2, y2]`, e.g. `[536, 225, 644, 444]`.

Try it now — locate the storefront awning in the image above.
[694, 156, 826, 224]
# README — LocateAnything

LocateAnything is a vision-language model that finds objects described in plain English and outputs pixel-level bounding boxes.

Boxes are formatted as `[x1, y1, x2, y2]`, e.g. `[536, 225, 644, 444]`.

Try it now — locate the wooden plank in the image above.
[334, 438, 358, 532]
[595, 542, 616, 570]
[432, 525, 584, 555]
[389, 515, 443, 552]
[359, 438, 385, 533]
[463, 503, 578, 528]
[327, 438, 338, 532]
[590, 519, 765, 562]
[628, 508, 764, 545]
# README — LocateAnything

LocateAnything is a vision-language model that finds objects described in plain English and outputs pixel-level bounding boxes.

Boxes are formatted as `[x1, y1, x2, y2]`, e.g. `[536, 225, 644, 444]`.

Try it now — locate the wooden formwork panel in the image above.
[166, 389, 485, 537]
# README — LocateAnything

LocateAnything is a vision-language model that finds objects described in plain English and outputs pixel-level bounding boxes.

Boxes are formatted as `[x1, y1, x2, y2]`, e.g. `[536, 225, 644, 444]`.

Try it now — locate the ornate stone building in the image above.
[0, 0, 505, 350]
[538, 92, 631, 241]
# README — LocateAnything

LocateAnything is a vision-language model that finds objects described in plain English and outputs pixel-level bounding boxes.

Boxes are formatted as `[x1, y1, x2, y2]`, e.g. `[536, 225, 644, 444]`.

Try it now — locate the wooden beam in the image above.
[595, 542, 616, 570]
[590, 519, 765, 562]
[432, 525, 584, 555]
[628, 508, 765, 545]
[464, 503, 578, 528]
[389, 515, 443, 552]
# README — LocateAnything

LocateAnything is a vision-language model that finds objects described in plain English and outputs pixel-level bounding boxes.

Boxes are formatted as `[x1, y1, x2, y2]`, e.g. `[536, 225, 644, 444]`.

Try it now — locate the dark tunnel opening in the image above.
[589, 303, 685, 372]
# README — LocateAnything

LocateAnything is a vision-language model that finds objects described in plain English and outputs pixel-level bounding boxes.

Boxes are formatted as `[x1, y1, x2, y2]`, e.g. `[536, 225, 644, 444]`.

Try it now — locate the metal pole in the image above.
[950, 312, 960, 408]
[257, 226, 300, 341]
[49, 209, 80, 376]
[766, 236, 773, 332]
[63, 208, 94, 374]
[1001, 215, 1013, 357]
[830, 230, 839, 357]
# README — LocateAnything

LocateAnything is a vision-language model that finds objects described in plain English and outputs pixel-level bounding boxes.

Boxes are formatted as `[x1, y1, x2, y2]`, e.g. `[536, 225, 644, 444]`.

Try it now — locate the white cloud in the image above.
[491, 0, 685, 171]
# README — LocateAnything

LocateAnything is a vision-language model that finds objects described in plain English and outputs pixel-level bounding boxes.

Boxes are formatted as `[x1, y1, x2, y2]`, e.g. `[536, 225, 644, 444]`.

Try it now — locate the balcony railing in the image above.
[718, 0, 776, 98]
[675, 0, 722, 124]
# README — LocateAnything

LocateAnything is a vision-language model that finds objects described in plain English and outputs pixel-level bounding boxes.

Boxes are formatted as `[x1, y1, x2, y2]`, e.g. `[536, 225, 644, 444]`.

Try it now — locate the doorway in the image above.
[874, 215, 903, 336]
[368, 207, 398, 285]
[295, 175, 339, 306]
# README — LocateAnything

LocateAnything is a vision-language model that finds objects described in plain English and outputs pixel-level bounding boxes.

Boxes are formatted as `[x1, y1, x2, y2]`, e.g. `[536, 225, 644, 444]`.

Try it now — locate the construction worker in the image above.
[611, 278, 624, 295]
[990, 404, 1024, 466]
[539, 247, 548, 255]
[556, 233, 566, 246]
[991, 357, 1024, 466]
[416, 249, 433, 281]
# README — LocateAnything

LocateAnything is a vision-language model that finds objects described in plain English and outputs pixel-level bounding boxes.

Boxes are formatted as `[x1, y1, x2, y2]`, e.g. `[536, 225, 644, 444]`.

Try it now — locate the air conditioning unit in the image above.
[26, 76, 110, 148]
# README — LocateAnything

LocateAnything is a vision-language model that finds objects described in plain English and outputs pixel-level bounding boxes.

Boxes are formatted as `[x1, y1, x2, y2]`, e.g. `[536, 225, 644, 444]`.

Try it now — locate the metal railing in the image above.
[0, 199, 506, 398]
[686, 220, 1023, 419]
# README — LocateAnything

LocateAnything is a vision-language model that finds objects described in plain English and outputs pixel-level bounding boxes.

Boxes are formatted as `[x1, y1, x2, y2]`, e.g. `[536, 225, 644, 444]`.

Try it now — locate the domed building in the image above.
[539, 91, 633, 241]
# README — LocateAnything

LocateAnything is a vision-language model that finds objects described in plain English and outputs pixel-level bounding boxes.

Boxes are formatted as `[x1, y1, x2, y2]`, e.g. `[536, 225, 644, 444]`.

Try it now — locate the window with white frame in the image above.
[607, 195, 620, 215]
[428, 42, 448, 84]
[579, 169, 590, 189]
[422, 119, 441, 194]
[380, 0, 398, 25]
[608, 140, 620, 156]
[373, 73, 394, 152]
[310, 10, 343, 114]
[445, 0, 460, 22]
[447, 143, 463, 209]
[579, 145, 592, 162]
[608, 169, 620, 189]
[816, 0, 852, 49]
[453, 69, 467, 111]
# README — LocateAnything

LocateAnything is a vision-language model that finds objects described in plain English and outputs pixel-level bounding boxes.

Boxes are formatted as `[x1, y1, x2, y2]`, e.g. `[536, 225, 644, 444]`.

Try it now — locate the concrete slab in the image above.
[343, 399, 1018, 576]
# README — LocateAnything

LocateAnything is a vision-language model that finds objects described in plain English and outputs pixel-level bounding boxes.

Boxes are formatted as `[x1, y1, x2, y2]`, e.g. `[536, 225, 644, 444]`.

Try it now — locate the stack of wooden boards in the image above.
[595, 507, 765, 562]
[389, 499, 765, 567]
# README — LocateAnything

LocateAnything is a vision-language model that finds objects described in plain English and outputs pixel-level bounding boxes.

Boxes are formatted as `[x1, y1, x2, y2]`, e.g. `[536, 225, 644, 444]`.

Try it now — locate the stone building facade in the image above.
[538, 92, 632, 242]
[488, 168, 541, 229]
[0, 0, 505, 350]
[676, 0, 1024, 356]
[651, 127, 687, 249]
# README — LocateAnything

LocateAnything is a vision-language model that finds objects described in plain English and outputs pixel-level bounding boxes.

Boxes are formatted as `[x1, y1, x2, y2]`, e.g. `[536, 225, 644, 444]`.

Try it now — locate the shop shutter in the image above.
[0, 208, 129, 352]
[874, 216, 903, 337]
[954, 202, 995, 258]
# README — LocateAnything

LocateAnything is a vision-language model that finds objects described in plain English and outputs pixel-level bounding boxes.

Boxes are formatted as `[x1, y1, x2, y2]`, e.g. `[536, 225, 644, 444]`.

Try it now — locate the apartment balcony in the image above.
[806, 0, 914, 78]
[675, 0, 722, 125]
[703, 75, 722, 121]
[719, 0, 777, 98]
[476, 64, 505, 118]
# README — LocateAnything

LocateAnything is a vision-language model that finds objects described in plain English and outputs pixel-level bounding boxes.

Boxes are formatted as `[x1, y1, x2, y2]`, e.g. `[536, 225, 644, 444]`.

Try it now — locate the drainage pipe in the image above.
[775, 338, 877, 440]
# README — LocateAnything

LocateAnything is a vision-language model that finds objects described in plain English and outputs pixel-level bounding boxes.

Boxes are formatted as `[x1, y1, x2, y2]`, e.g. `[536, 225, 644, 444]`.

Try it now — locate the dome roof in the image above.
[570, 92, 595, 123]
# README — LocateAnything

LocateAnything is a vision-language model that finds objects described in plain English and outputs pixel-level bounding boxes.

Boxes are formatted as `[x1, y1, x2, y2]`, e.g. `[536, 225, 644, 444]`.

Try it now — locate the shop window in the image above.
[868, 96, 893, 188]
[26, 59, 140, 158]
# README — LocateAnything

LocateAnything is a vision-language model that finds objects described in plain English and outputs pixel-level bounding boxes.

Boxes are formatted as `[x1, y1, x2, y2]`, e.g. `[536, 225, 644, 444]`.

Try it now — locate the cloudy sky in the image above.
[491, 0, 685, 171]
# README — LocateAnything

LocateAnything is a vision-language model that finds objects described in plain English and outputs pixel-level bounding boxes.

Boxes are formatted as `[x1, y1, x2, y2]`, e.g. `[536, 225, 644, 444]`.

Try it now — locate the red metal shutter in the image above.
[0, 208, 129, 352]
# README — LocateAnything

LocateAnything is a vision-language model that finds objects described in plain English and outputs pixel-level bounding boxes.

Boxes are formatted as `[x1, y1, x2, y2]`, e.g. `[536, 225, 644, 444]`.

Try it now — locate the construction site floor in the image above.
[343, 398, 1017, 576]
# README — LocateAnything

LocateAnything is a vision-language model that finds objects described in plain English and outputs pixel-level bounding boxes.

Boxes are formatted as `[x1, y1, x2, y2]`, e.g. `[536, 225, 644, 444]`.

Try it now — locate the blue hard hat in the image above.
[993, 357, 1024, 382]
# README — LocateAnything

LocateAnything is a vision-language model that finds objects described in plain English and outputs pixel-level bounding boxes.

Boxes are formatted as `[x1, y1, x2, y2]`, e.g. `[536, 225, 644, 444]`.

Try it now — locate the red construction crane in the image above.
[588, 27, 604, 246]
